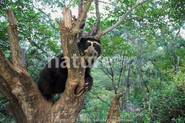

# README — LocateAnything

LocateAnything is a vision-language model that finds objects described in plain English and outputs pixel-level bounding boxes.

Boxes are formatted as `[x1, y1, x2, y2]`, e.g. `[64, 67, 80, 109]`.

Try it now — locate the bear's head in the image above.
[77, 38, 101, 65]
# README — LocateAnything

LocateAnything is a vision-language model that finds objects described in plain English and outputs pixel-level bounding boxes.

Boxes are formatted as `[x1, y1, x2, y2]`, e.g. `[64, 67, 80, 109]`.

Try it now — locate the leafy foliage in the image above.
[0, 0, 185, 122]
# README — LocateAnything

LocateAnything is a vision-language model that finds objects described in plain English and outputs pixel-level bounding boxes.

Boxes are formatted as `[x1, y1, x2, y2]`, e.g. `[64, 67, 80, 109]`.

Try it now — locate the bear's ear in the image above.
[78, 38, 86, 47]
[77, 42, 81, 47]
[96, 39, 101, 44]
[80, 38, 87, 43]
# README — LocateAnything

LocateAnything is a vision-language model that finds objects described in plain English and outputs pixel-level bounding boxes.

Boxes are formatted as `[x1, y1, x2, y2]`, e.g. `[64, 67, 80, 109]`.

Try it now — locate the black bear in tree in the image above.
[38, 38, 101, 101]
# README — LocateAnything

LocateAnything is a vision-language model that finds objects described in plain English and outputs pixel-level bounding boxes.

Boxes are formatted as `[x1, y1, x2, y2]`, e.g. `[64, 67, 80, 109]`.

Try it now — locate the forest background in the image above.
[0, 0, 185, 122]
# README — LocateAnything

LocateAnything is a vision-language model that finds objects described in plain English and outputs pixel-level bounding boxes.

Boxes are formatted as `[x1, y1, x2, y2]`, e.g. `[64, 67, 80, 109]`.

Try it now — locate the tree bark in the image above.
[106, 94, 123, 123]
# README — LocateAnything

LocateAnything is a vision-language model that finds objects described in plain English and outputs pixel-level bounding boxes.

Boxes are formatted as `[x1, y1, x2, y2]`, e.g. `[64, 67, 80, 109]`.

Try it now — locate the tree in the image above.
[0, 0, 148, 122]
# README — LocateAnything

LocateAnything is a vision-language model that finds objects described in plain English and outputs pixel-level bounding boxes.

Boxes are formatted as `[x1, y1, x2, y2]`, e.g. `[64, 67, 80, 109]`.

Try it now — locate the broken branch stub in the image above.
[62, 7, 73, 29]
[106, 94, 123, 123]
[6, 9, 25, 69]
[6, 9, 17, 26]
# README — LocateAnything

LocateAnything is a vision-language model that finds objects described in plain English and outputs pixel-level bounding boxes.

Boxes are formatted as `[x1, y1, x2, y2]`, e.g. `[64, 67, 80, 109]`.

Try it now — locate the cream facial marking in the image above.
[84, 42, 94, 54]
[87, 40, 101, 46]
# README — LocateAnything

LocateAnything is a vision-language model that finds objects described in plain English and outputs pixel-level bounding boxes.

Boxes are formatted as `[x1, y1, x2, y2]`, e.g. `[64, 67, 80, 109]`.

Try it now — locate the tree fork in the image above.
[49, 3, 93, 122]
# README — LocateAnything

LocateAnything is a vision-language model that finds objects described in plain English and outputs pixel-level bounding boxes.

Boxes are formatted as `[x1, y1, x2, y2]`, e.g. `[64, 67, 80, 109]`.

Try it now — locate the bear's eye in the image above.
[88, 43, 91, 46]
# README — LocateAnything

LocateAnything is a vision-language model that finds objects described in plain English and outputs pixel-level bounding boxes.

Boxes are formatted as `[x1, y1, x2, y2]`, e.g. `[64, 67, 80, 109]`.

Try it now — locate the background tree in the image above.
[1, 0, 185, 122]
[0, 0, 149, 122]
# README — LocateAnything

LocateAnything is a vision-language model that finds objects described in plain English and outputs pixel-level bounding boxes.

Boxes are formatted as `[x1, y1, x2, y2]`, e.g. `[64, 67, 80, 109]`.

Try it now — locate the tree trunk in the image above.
[106, 94, 123, 123]
[2, 6, 93, 123]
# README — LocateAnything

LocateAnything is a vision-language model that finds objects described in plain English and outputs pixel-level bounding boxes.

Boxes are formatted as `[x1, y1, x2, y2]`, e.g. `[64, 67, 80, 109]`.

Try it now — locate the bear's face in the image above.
[77, 38, 101, 65]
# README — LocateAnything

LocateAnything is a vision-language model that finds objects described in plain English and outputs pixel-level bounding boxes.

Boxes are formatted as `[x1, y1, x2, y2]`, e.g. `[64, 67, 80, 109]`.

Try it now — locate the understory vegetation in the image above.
[0, 0, 185, 122]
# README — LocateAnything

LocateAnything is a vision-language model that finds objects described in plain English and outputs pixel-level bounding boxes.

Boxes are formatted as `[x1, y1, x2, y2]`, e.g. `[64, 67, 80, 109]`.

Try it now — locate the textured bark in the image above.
[0, 45, 52, 123]
[78, 0, 86, 29]
[6, 9, 24, 69]
[2, 1, 93, 122]
[49, 8, 86, 121]
[106, 94, 123, 123]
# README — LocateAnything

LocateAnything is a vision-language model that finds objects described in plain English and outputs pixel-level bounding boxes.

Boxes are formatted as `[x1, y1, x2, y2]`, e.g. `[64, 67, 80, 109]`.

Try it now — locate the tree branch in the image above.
[162, 32, 176, 66]
[173, 27, 181, 73]
[73, 0, 92, 33]
[30, 64, 40, 76]
[88, 23, 97, 36]
[26, 37, 51, 57]
[174, 47, 179, 74]
[108, 58, 117, 94]
[92, 92, 110, 106]
[21, 48, 28, 71]
[99, 60, 112, 75]
[0, 49, 19, 83]
[78, 0, 84, 19]
[141, 74, 150, 93]
[127, 59, 133, 80]
[99, 67, 112, 80]
[95, 0, 101, 35]
[117, 64, 123, 87]
[0, 112, 10, 123]
[0, 43, 10, 50]
[103, 0, 149, 35]
[32, 6, 56, 29]
[1, 10, 53, 122]
[6, 9, 25, 69]
[78, 0, 86, 29]
[125, 59, 133, 100]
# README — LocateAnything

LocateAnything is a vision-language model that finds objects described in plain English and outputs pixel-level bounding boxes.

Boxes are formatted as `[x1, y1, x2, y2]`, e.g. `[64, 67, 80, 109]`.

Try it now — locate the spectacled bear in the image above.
[38, 38, 101, 101]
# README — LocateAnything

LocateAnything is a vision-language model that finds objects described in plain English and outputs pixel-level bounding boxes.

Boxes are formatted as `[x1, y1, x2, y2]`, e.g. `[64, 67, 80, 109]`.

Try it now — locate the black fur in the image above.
[38, 38, 101, 100]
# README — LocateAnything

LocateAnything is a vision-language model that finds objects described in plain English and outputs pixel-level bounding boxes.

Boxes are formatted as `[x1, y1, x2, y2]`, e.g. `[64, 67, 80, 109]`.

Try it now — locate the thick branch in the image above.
[6, 9, 17, 25]
[0, 49, 19, 83]
[78, 0, 86, 29]
[73, 0, 92, 33]
[6, 9, 25, 69]
[93, 0, 103, 39]
[95, 0, 100, 32]
[78, 0, 84, 19]
[0, 48, 52, 122]
[62, 7, 73, 28]
[103, 0, 149, 35]
[0, 75, 18, 106]
[1, 10, 52, 122]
